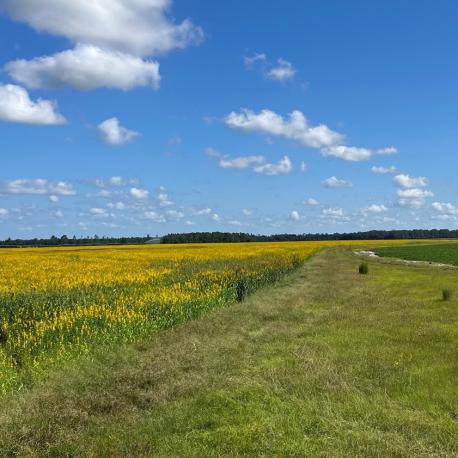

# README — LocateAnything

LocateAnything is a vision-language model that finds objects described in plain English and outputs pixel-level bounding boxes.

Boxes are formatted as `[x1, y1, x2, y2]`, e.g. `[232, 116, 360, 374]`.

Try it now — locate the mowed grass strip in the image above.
[0, 247, 457, 457]
[373, 242, 458, 265]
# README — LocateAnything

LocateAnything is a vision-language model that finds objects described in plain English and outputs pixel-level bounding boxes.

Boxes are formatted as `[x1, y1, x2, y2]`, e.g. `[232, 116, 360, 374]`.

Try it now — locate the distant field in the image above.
[373, 243, 458, 265]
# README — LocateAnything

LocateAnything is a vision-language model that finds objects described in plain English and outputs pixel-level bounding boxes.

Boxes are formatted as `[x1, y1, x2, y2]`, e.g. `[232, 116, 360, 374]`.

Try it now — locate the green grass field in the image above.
[373, 242, 458, 265]
[1, 246, 457, 457]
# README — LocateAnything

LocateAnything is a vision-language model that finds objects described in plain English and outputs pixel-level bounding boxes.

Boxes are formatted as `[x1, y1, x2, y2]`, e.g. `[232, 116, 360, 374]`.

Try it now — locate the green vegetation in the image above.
[443, 288, 453, 301]
[373, 242, 458, 265]
[1, 247, 457, 456]
[358, 261, 369, 274]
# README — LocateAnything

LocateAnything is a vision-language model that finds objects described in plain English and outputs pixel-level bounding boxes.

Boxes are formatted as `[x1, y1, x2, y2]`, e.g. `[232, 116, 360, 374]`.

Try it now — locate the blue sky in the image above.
[0, 0, 457, 238]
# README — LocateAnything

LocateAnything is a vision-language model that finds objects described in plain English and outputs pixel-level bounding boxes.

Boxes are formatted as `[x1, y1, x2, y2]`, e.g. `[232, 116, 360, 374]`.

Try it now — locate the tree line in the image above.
[0, 234, 156, 248]
[2, 229, 458, 247]
[161, 229, 458, 244]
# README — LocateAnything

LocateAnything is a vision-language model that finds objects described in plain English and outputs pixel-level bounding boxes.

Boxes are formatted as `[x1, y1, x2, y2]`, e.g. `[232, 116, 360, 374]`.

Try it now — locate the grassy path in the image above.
[1, 248, 457, 457]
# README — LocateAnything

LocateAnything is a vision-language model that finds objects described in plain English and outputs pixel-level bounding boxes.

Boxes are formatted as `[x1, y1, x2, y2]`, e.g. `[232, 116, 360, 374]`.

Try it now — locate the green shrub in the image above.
[359, 262, 369, 275]
[442, 289, 452, 301]
[236, 279, 247, 302]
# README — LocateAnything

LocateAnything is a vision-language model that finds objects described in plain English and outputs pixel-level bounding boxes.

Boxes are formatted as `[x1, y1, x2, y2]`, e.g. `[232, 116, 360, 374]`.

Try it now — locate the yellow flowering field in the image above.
[0, 240, 417, 392]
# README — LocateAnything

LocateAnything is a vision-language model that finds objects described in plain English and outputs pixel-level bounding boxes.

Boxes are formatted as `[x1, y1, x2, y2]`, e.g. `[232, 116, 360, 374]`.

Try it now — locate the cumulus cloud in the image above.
[290, 210, 300, 221]
[228, 219, 242, 226]
[242, 209, 253, 216]
[0, 83, 66, 125]
[397, 188, 433, 208]
[89, 207, 109, 217]
[7, 45, 160, 91]
[371, 165, 397, 174]
[243, 53, 266, 67]
[212, 213, 221, 222]
[321, 176, 352, 188]
[95, 176, 128, 188]
[322, 145, 398, 162]
[365, 204, 388, 213]
[0, 0, 203, 57]
[166, 209, 184, 220]
[244, 54, 295, 82]
[321, 207, 350, 223]
[98, 117, 140, 146]
[144, 211, 166, 223]
[377, 147, 398, 155]
[266, 58, 296, 81]
[206, 148, 265, 170]
[254, 156, 293, 176]
[323, 207, 345, 217]
[158, 190, 173, 207]
[2, 0, 202, 91]
[0, 208, 9, 217]
[393, 174, 428, 189]
[321, 145, 372, 162]
[0, 179, 75, 196]
[432, 202, 458, 214]
[225, 109, 343, 148]
[107, 201, 126, 210]
[304, 198, 319, 206]
[130, 187, 149, 199]
[191, 207, 212, 216]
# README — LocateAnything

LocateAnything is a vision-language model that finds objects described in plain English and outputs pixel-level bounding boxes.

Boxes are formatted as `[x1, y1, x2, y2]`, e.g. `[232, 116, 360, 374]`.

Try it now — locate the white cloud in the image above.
[1, 179, 75, 196]
[243, 53, 266, 67]
[98, 117, 140, 146]
[304, 198, 319, 206]
[321, 176, 352, 188]
[0, 208, 9, 217]
[108, 176, 124, 187]
[266, 58, 296, 81]
[0, 83, 66, 125]
[371, 165, 397, 174]
[290, 210, 300, 221]
[96, 176, 127, 188]
[322, 207, 344, 217]
[107, 201, 126, 210]
[432, 202, 458, 214]
[192, 207, 212, 216]
[48, 195, 59, 203]
[166, 209, 184, 219]
[393, 174, 428, 189]
[244, 54, 296, 83]
[144, 211, 165, 223]
[397, 188, 433, 208]
[300, 161, 307, 172]
[212, 213, 221, 222]
[206, 148, 265, 170]
[228, 219, 242, 226]
[158, 191, 173, 207]
[321, 207, 350, 222]
[365, 204, 388, 213]
[225, 109, 343, 148]
[377, 146, 398, 155]
[321, 145, 372, 162]
[6, 45, 160, 91]
[322, 145, 398, 162]
[242, 209, 253, 216]
[130, 187, 149, 199]
[89, 207, 108, 217]
[1, 0, 203, 57]
[254, 156, 293, 176]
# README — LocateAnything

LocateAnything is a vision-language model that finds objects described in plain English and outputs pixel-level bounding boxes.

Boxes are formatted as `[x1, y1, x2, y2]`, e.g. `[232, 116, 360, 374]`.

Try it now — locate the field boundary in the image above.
[355, 249, 458, 270]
